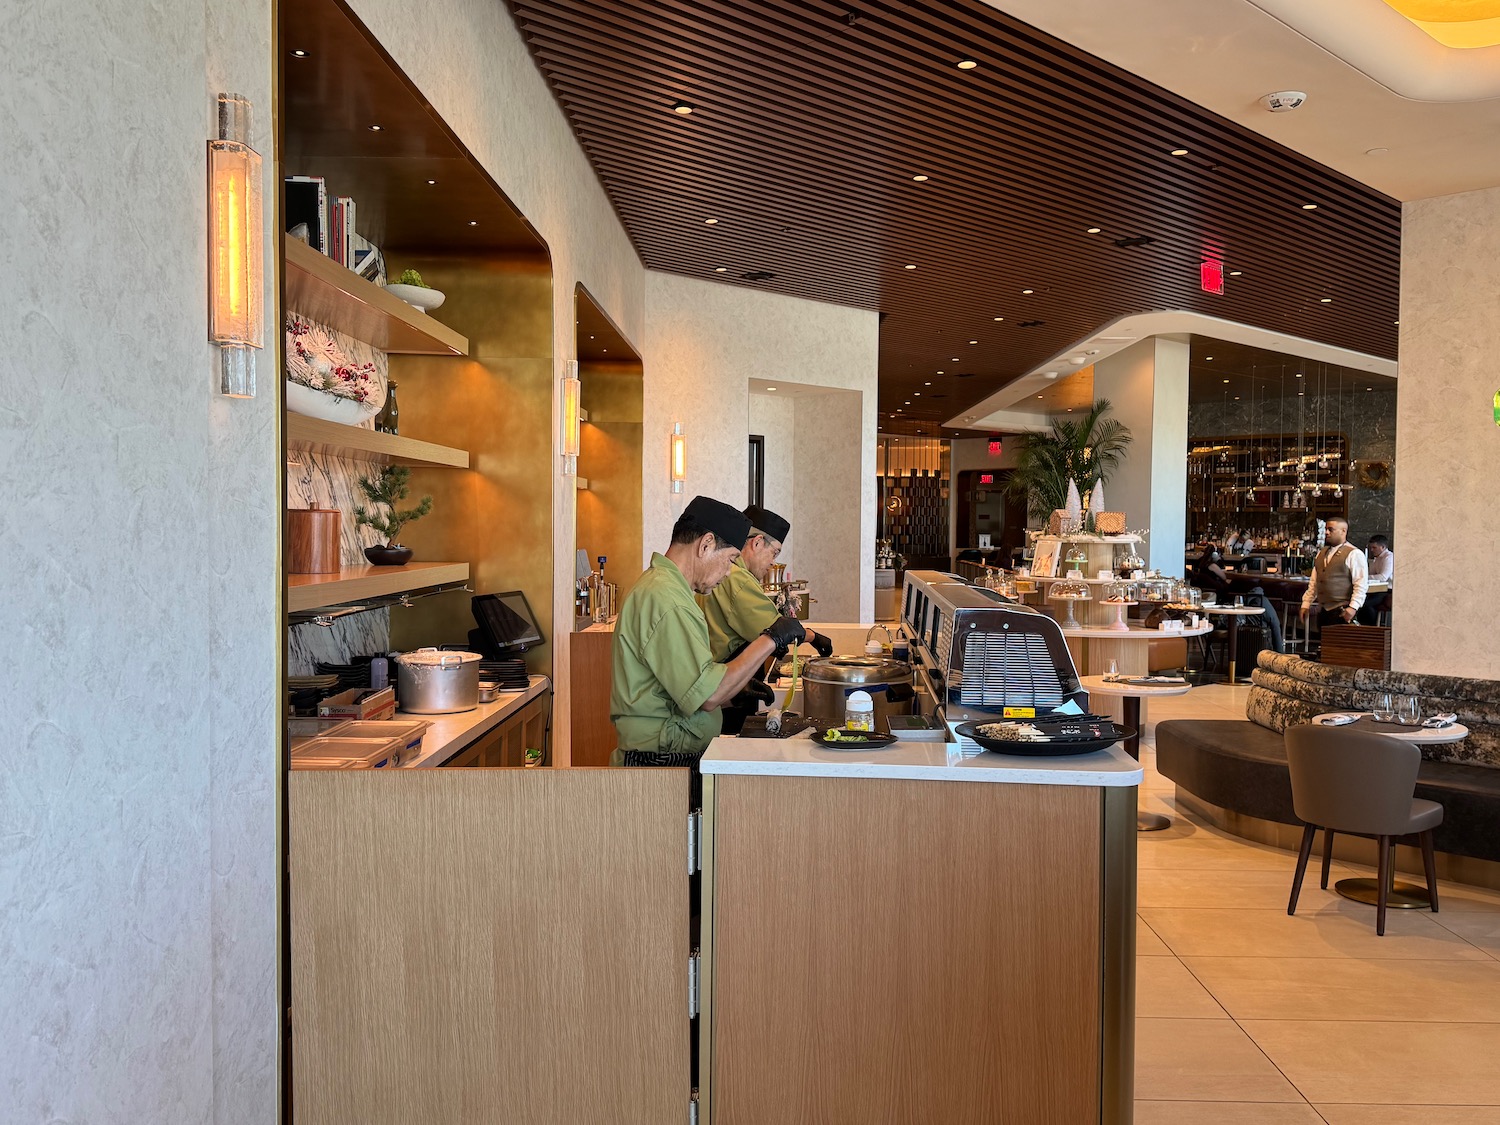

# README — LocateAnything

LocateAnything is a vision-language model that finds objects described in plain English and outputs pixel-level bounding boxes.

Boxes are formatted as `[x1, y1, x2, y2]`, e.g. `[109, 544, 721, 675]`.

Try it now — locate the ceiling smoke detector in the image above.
[1260, 90, 1308, 113]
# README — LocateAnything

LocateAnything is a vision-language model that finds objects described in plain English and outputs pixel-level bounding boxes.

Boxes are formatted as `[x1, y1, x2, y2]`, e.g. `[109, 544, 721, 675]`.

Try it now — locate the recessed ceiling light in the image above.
[1086, 227, 1101, 234]
[766, 386, 776, 391]
[968, 340, 978, 344]
[1302, 203, 1318, 210]
[1320, 297, 1333, 303]
[1070, 356, 1087, 365]
[426, 179, 437, 185]
[1043, 372, 1059, 380]
[672, 100, 695, 115]
[937, 370, 944, 374]
[1229, 270, 1242, 276]
[914, 392, 921, 396]
[1171, 148, 1189, 156]
[905, 400, 911, 405]
[924, 381, 932, 386]
[904, 264, 917, 270]
[1298, 391, 1305, 396]
[993, 316, 1004, 322]
[369, 124, 383, 131]
[704, 218, 718, 225]
[1223, 379, 1230, 383]
[291, 49, 309, 57]
[1296, 372, 1303, 378]
[951, 357, 959, 361]
[468, 220, 478, 226]
[1022, 288, 1034, 295]
[957, 59, 978, 70]
[1366, 147, 1389, 156]
[714, 267, 727, 272]
[1393, 319, 1400, 326]
[1037, 394, 1044, 399]
[1366, 386, 1373, 390]
[912, 174, 929, 182]
[1086, 349, 1100, 355]
[1206, 356, 1214, 361]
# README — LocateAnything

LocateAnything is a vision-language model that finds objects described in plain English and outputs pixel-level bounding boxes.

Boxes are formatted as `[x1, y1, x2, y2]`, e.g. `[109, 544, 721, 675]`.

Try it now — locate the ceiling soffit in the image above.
[508, 0, 1400, 422]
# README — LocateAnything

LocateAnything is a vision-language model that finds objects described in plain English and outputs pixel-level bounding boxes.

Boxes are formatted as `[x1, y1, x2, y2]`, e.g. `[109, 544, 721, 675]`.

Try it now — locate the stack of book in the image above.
[284, 176, 383, 281]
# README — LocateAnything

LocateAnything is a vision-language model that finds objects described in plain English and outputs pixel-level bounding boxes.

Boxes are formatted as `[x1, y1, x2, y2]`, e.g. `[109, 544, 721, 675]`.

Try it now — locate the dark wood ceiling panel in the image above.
[506, 0, 1400, 423]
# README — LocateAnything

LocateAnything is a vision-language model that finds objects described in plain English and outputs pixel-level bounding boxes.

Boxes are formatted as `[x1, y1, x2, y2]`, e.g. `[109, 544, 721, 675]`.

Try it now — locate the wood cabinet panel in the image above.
[438, 694, 549, 768]
[706, 776, 1103, 1124]
[289, 768, 690, 1124]
[569, 628, 617, 767]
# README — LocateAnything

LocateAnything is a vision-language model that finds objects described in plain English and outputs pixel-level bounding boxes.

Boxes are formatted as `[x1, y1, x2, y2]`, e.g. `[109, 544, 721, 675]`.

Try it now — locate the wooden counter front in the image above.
[701, 774, 1135, 1124]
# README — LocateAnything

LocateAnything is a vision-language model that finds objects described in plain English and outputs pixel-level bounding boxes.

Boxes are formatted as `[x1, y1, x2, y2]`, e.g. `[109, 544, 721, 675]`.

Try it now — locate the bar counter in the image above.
[697, 731, 1139, 1124]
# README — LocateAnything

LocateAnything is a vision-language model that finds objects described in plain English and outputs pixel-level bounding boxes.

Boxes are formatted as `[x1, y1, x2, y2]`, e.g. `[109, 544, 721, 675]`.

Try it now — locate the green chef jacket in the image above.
[699, 556, 780, 663]
[610, 553, 727, 765]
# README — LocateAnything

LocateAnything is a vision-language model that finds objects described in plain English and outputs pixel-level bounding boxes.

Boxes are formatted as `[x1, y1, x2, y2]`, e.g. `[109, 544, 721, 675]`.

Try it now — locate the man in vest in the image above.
[1299, 517, 1369, 630]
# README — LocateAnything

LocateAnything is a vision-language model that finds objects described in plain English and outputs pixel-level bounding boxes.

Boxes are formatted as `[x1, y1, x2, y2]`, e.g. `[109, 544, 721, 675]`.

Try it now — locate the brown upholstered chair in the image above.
[1284, 724, 1443, 935]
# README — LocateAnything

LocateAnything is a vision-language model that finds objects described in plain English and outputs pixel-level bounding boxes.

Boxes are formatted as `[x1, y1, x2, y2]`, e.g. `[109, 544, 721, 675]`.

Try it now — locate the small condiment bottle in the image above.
[845, 690, 874, 732]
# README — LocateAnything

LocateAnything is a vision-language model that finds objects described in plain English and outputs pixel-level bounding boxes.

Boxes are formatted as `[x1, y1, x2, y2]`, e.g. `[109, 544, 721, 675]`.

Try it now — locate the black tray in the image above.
[954, 720, 1132, 757]
[813, 729, 899, 751]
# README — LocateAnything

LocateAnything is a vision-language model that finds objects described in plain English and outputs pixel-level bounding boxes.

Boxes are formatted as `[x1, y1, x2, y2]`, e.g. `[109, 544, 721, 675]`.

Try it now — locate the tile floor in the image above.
[1133, 684, 1500, 1123]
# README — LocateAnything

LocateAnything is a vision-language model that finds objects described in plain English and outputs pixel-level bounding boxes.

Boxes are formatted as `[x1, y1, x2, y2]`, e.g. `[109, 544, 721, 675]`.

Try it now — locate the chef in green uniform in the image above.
[610, 495, 806, 767]
[699, 504, 834, 733]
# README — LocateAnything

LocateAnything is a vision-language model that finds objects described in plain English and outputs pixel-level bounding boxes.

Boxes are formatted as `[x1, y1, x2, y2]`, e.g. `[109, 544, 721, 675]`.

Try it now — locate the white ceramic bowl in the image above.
[285, 379, 382, 425]
[384, 284, 446, 313]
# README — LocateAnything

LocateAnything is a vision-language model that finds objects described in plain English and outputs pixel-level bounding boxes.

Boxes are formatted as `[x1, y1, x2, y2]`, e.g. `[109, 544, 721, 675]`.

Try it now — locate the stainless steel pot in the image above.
[801, 655, 915, 731]
[395, 648, 482, 714]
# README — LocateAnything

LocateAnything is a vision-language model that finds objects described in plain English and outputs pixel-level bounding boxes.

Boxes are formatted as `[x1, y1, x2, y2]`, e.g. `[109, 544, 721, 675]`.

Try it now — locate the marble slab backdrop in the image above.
[286, 316, 394, 673]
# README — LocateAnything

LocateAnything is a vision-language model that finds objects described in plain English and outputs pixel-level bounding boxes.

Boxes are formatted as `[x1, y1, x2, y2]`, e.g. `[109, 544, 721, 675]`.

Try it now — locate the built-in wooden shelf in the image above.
[286, 414, 469, 469]
[288, 561, 470, 614]
[284, 237, 469, 356]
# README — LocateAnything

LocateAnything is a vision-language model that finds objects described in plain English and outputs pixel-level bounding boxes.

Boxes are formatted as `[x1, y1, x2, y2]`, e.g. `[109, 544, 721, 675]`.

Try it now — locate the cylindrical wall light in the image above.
[208, 93, 264, 398]
[670, 422, 687, 494]
[560, 360, 581, 475]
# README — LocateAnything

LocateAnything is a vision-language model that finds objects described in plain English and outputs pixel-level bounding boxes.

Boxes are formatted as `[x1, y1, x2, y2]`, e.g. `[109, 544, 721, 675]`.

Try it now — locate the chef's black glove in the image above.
[731, 679, 776, 711]
[762, 615, 806, 657]
[808, 631, 834, 659]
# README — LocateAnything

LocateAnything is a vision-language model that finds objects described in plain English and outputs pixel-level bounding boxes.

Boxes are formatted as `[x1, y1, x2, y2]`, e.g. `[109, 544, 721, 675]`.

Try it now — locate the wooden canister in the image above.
[288, 508, 342, 574]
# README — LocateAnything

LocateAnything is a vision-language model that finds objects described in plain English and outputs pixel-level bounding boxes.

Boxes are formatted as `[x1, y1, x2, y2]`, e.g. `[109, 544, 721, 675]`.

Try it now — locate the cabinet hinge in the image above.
[687, 809, 702, 874]
[689, 948, 701, 1019]
[690, 1088, 700, 1125]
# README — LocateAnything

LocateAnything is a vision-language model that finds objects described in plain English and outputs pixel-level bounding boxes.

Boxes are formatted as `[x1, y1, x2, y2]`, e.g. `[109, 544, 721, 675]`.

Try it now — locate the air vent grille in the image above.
[958, 631, 1065, 709]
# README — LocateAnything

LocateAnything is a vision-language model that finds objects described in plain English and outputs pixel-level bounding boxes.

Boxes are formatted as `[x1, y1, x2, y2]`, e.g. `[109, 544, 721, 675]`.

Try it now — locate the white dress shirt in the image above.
[1368, 548, 1394, 585]
[1302, 543, 1369, 612]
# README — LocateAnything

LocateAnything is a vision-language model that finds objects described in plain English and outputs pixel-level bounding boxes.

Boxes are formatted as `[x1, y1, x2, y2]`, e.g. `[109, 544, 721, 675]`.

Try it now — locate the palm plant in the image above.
[1006, 399, 1133, 520]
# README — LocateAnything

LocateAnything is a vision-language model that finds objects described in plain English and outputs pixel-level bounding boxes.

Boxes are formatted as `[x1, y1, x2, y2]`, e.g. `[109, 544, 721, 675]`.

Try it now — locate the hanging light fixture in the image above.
[208, 93, 264, 397]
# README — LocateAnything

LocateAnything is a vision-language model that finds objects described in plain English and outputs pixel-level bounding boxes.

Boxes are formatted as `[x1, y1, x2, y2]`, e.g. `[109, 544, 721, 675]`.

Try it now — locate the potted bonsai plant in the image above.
[353, 465, 433, 566]
[384, 268, 446, 314]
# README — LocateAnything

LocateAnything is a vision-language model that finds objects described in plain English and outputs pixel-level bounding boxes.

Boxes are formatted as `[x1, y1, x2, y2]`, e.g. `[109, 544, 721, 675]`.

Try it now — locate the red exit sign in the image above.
[979, 473, 995, 485]
[1201, 259, 1224, 295]
[987, 438, 1003, 457]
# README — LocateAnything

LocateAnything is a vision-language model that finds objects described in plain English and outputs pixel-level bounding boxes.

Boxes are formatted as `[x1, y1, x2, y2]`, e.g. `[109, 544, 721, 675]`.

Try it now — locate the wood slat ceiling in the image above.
[506, 0, 1401, 422]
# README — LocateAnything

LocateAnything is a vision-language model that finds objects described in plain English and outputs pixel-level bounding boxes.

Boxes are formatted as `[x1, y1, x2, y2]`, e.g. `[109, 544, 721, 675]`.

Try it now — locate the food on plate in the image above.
[975, 721, 1048, 742]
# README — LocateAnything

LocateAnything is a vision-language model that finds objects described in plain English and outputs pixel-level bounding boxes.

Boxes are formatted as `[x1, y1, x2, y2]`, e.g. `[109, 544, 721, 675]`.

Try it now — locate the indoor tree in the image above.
[1005, 399, 1132, 521]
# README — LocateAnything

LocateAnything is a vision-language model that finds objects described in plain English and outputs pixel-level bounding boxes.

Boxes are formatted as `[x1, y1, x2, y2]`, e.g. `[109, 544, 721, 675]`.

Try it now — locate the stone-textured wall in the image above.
[2, 0, 279, 1121]
[643, 271, 880, 622]
[1189, 385, 1398, 545]
[1396, 185, 1500, 679]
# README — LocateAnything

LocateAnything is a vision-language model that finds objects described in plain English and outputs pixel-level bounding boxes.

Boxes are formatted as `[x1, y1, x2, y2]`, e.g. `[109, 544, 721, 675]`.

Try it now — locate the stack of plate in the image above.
[477, 658, 530, 691]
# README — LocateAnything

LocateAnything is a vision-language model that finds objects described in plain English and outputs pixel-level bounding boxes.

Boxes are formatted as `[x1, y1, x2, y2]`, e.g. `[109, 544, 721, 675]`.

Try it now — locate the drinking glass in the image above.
[1397, 695, 1422, 726]
[1104, 659, 1119, 678]
[1234, 594, 1245, 607]
[1372, 693, 1394, 722]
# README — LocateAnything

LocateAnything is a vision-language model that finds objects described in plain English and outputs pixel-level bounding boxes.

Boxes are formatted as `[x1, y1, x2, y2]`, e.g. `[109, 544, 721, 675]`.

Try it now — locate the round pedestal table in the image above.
[1201, 604, 1265, 684]
[1082, 675, 1194, 832]
[1311, 712, 1471, 909]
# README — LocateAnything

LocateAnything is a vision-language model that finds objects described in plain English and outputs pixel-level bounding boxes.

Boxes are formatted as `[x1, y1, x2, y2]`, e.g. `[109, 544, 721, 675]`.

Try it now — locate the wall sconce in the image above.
[208, 93, 263, 398]
[670, 422, 687, 494]
[561, 360, 581, 475]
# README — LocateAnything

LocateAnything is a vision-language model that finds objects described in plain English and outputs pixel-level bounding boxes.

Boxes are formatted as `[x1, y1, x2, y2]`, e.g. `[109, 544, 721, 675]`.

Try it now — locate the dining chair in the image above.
[1284, 724, 1443, 935]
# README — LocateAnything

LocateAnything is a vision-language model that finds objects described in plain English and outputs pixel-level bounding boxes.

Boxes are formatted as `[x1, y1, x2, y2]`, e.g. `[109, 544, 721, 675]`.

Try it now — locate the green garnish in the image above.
[822, 728, 864, 743]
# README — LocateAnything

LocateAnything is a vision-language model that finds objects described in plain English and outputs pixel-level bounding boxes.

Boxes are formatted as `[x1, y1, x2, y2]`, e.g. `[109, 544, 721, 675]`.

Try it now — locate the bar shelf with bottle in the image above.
[1188, 431, 1349, 542]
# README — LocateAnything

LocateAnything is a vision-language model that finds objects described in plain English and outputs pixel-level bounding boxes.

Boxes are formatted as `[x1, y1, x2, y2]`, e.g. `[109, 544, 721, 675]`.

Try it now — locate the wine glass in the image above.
[1397, 695, 1422, 726]
[1371, 693, 1394, 723]
[1104, 658, 1119, 678]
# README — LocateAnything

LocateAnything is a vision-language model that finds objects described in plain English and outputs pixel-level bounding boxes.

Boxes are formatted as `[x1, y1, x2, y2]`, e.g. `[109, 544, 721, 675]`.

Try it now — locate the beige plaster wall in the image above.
[1, 1, 280, 1121]
[642, 271, 881, 622]
[1395, 185, 1500, 678]
[344, 0, 646, 759]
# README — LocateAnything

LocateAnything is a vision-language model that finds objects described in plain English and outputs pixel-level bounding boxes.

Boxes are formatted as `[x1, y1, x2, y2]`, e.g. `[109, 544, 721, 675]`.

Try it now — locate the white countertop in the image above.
[401, 675, 550, 768]
[1057, 623, 1213, 638]
[701, 730, 1142, 786]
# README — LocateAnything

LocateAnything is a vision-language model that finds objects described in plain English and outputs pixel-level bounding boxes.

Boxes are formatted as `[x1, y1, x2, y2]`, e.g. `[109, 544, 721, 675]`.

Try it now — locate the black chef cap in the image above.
[743, 504, 791, 545]
[680, 495, 752, 547]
